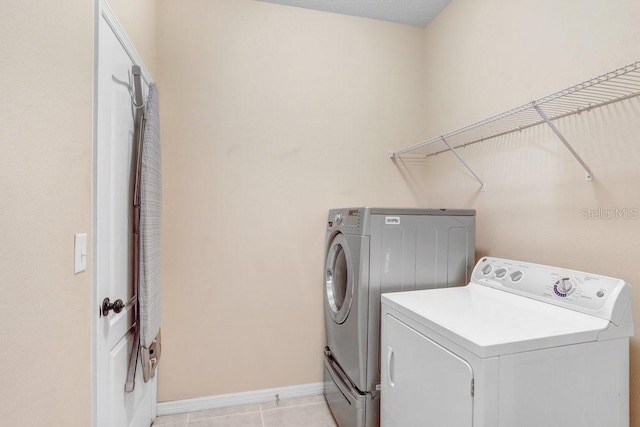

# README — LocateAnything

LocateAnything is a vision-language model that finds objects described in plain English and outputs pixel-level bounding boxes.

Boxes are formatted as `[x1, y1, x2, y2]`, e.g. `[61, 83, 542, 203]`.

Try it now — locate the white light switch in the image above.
[74, 233, 87, 274]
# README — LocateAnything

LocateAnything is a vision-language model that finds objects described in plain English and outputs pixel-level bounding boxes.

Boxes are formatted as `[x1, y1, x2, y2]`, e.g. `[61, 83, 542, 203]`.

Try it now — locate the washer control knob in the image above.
[334, 213, 343, 225]
[494, 268, 507, 279]
[510, 271, 523, 282]
[481, 264, 493, 275]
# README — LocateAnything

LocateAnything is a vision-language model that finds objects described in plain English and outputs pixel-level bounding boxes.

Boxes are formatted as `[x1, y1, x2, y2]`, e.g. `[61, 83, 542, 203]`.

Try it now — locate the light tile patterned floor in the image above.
[153, 395, 338, 427]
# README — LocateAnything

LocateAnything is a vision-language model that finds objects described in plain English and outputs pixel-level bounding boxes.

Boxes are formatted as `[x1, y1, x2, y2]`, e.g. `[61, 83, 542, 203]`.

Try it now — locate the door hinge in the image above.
[471, 379, 475, 397]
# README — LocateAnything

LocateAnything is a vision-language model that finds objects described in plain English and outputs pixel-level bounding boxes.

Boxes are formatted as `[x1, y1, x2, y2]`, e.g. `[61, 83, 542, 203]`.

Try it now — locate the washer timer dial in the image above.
[554, 277, 576, 297]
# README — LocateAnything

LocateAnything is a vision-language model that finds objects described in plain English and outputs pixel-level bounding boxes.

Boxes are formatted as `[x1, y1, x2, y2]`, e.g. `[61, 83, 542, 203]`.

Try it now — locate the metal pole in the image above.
[440, 137, 486, 191]
[533, 104, 593, 181]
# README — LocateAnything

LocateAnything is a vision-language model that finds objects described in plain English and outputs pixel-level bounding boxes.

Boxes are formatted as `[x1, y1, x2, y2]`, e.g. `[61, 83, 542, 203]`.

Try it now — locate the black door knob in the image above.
[102, 297, 125, 316]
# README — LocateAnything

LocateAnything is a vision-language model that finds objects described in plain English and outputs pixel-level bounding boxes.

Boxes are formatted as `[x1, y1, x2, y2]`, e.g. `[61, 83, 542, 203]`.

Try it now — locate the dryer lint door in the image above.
[325, 233, 355, 324]
[381, 314, 474, 427]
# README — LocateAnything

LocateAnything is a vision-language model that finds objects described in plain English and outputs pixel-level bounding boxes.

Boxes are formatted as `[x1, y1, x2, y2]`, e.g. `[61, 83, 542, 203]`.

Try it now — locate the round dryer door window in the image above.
[325, 233, 354, 324]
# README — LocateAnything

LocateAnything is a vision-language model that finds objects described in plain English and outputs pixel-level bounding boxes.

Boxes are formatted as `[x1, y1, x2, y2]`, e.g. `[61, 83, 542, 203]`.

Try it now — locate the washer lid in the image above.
[382, 283, 611, 358]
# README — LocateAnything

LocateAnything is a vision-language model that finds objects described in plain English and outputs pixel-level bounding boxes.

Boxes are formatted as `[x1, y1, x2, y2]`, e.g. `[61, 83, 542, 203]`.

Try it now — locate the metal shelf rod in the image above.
[533, 104, 592, 181]
[440, 137, 486, 191]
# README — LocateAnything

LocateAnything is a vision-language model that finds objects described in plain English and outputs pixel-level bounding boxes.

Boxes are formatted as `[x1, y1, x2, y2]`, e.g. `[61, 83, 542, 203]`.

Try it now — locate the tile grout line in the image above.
[260, 404, 266, 427]
[262, 400, 326, 413]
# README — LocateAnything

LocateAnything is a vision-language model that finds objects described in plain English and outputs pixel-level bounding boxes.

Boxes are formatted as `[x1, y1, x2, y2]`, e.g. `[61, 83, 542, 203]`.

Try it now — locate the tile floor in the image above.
[153, 395, 338, 427]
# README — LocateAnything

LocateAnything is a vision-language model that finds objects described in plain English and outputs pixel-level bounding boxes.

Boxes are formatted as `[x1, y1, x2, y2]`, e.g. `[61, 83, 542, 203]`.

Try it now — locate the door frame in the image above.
[92, 1, 154, 425]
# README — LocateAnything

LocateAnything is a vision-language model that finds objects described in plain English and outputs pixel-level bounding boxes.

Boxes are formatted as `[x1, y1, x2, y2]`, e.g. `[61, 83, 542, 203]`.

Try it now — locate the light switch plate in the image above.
[74, 233, 87, 274]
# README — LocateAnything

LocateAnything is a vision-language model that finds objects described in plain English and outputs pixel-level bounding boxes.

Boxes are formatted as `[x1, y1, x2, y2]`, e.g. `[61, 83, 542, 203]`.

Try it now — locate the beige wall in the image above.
[414, 0, 640, 424]
[0, 0, 157, 424]
[4, 0, 638, 423]
[108, 0, 158, 76]
[157, 3, 640, 422]
[0, 1, 93, 425]
[156, 0, 424, 400]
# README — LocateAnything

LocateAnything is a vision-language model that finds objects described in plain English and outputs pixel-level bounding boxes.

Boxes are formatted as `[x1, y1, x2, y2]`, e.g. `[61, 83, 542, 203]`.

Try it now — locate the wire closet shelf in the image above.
[390, 60, 640, 160]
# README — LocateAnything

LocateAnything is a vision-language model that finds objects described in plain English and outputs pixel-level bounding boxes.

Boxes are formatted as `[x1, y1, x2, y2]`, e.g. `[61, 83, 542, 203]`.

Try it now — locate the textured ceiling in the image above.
[257, 0, 452, 27]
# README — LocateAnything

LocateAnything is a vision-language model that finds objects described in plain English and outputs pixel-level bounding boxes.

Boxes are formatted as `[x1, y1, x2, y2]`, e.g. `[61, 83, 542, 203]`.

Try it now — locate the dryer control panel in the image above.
[472, 257, 632, 326]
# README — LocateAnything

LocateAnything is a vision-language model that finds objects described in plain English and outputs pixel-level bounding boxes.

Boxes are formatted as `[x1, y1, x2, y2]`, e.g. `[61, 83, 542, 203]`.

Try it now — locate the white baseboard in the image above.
[156, 382, 325, 416]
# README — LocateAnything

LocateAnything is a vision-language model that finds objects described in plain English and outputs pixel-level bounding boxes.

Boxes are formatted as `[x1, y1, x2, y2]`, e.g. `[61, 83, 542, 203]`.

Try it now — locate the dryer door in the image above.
[382, 314, 474, 427]
[325, 233, 354, 324]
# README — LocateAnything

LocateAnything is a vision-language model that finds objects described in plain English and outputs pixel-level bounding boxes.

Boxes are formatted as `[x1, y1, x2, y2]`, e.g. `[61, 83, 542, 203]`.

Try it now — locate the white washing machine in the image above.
[381, 257, 634, 427]
[323, 207, 475, 427]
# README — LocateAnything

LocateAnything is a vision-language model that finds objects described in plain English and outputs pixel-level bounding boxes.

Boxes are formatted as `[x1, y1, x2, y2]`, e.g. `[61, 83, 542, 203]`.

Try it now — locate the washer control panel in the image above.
[471, 257, 631, 322]
[327, 208, 363, 233]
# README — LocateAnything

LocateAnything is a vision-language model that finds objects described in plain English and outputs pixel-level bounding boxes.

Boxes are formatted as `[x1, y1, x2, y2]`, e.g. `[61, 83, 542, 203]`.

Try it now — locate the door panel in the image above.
[325, 233, 355, 324]
[381, 314, 473, 427]
[95, 8, 155, 427]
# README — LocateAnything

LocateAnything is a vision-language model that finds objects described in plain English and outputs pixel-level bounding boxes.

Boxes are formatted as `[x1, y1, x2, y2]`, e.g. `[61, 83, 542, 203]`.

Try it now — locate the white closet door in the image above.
[95, 4, 156, 426]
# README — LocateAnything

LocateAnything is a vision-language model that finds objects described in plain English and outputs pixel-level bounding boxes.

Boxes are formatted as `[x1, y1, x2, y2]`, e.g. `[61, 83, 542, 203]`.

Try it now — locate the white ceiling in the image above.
[257, 0, 452, 27]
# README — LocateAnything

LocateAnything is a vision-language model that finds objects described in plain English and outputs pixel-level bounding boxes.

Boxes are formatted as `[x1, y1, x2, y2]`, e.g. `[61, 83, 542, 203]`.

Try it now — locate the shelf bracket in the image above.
[533, 104, 593, 181]
[440, 137, 486, 191]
